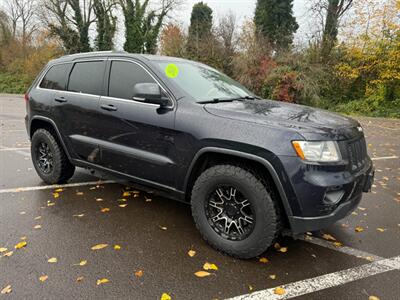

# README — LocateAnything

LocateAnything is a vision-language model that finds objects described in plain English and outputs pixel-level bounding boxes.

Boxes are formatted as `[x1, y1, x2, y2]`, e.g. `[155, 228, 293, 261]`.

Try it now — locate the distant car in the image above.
[25, 51, 374, 258]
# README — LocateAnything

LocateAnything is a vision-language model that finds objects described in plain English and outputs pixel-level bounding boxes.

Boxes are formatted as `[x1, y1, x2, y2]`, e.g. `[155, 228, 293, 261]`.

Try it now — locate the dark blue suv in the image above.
[25, 52, 374, 258]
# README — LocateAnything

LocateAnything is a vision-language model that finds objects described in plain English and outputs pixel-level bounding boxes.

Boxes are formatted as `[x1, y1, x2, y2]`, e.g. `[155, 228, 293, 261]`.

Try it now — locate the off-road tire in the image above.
[191, 164, 279, 259]
[31, 128, 75, 184]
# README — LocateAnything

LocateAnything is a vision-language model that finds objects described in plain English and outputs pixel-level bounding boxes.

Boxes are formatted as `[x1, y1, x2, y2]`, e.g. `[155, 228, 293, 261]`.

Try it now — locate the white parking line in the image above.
[0, 147, 30, 151]
[227, 255, 400, 300]
[371, 156, 398, 161]
[0, 180, 118, 194]
[299, 235, 384, 261]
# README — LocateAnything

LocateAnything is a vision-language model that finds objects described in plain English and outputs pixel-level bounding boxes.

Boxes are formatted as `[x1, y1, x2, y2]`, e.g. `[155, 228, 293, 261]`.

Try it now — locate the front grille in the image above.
[347, 138, 367, 171]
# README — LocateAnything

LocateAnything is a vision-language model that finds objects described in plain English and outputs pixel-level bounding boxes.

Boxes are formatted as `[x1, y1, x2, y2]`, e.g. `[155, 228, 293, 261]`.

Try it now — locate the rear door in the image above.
[97, 59, 177, 188]
[55, 60, 106, 163]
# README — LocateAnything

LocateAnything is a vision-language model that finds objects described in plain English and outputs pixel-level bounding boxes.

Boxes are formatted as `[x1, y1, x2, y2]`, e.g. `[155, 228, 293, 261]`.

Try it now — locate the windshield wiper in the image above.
[197, 95, 261, 104]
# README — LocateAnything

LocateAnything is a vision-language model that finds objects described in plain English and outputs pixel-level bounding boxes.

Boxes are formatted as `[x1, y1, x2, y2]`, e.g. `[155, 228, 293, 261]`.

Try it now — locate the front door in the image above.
[97, 59, 177, 188]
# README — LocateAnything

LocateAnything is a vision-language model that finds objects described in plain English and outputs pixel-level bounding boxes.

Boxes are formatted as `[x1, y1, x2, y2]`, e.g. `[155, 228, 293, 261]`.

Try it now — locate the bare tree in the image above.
[217, 12, 237, 75]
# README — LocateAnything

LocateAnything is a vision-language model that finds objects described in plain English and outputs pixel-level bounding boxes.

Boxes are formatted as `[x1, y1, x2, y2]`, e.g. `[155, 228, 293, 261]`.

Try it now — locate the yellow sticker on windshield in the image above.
[165, 64, 179, 78]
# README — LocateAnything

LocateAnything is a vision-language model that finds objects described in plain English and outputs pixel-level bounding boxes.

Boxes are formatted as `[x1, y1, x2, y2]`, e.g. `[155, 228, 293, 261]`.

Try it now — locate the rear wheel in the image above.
[191, 165, 279, 259]
[31, 128, 75, 184]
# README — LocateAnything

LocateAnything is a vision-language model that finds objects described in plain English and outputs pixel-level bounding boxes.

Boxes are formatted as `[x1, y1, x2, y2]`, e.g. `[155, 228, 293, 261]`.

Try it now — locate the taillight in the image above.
[24, 93, 29, 102]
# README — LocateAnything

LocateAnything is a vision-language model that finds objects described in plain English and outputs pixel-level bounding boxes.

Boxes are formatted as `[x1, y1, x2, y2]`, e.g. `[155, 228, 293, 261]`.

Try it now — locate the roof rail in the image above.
[62, 50, 127, 58]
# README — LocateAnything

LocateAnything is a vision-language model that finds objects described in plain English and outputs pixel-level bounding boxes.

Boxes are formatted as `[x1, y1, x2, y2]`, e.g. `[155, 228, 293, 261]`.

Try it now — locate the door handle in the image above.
[54, 96, 67, 103]
[101, 104, 118, 111]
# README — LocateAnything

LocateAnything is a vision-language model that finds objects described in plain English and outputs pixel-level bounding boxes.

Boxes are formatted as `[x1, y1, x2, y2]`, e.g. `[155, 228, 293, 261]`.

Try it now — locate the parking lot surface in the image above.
[1, 94, 399, 299]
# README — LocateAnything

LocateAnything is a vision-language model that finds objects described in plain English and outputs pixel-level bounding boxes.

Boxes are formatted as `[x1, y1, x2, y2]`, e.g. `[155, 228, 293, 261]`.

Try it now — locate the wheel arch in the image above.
[30, 116, 72, 160]
[184, 147, 294, 226]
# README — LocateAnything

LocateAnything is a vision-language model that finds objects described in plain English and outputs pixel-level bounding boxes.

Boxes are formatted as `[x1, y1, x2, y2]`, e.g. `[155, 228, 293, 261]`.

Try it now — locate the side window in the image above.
[68, 61, 104, 95]
[39, 64, 70, 90]
[108, 61, 156, 100]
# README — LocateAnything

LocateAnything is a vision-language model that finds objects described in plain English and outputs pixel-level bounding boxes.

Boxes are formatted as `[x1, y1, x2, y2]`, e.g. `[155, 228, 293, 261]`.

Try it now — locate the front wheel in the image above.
[191, 165, 280, 259]
[31, 128, 75, 184]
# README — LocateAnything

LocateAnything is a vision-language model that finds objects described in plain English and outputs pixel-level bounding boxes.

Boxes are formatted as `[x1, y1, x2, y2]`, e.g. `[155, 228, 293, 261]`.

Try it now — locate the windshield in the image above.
[156, 61, 254, 102]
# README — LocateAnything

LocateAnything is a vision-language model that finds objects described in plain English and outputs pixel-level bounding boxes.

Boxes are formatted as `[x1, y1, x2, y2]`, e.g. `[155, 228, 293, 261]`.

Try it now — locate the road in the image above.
[0, 94, 399, 299]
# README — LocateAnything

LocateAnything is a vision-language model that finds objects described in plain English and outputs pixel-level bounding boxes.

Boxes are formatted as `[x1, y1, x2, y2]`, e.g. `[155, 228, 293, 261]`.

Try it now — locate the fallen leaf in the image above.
[279, 247, 288, 253]
[248, 285, 253, 291]
[274, 287, 286, 295]
[188, 250, 196, 257]
[376, 228, 386, 232]
[15, 241, 27, 249]
[203, 262, 218, 271]
[145, 197, 152, 202]
[369, 296, 380, 300]
[96, 198, 103, 202]
[101, 208, 110, 213]
[114, 245, 121, 250]
[333, 242, 343, 248]
[54, 188, 63, 192]
[134, 270, 143, 278]
[91, 244, 108, 250]
[47, 202, 55, 206]
[73, 213, 85, 218]
[159, 226, 167, 230]
[3, 251, 13, 257]
[118, 204, 128, 208]
[34, 216, 42, 220]
[322, 233, 336, 241]
[39, 275, 48, 282]
[76, 192, 84, 196]
[269, 274, 276, 280]
[34, 225, 42, 229]
[48, 257, 57, 263]
[1, 285, 12, 294]
[194, 271, 211, 277]
[53, 192, 59, 198]
[274, 242, 281, 249]
[76, 276, 84, 282]
[20, 237, 27, 240]
[259, 257, 269, 263]
[358, 207, 366, 211]
[355, 226, 364, 233]
[0, 247, 7, 253]
[78, 260, 87, 266]
[96, 278, 109, 285]
[160, 293, 171, 300]
[19, 211, 26, 215]
[122, 191, 131, 197]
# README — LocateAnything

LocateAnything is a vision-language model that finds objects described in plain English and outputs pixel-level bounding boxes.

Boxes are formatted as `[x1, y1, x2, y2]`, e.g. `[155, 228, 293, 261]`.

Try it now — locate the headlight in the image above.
[292, 141, 341, 162]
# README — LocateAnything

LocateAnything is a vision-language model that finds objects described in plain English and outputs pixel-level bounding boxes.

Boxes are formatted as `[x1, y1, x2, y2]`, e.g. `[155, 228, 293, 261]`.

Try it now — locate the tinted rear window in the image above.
[68, 61, 104, 95]
[39, 64, 70, 90]
[108, 61, 156, 100]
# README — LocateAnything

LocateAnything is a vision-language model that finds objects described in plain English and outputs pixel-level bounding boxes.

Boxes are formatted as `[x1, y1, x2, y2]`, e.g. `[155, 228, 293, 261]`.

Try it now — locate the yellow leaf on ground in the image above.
[15, 241, 27, 249]
[269, 274, 276, 280]
[279, 247, 288, 253]
[114, 245, 121, 250]
[78, 260, 87, 266]
[118, 204, 128, 208]
[101, 208, 110, 213]
[20, 237, 27, 240]
[194, 271, 211, 277]
[134, 270, 144, 278]
[76, 192, 84, 195]
[160, 293, 171, 300]
[34, 225, 42, 229]
[53, 193, 59, 198]
[369, 296, 380, 300]
[274, 287, 286, 295]
[333, 242, 343, 248]
[96, 278, 109, 285]
[19, 211, 26, 215]
[3, 251, 13, 257]
[188, 250, 196, 257]
[1, 285, 12, 294]
[47, 202, 55, 206]
[259, 257, 269, 263]
[96, 198, 103, 202]
[54, 188, 63, 192]
[159, 226, 167, 230]
[34, 216, 42, 220]
[122, 191, 131, 197]
[0, 247, 7, 253]
[91, 244, 108, 250]
[322, 233, 336, 241]
[76, 276, 84, 282]
[203, 262, 218, 270]
[48, 257, 57, 263]
[39, 275, 48, 282]
[376, 228, 386, 232]
[248, 285, 253, 291]
[355, 226, 364, 233]
[274, 243, 281, 249]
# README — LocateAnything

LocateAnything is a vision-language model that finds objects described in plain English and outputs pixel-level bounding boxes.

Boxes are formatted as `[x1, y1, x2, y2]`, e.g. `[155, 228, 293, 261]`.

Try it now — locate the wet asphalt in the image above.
[0, 94, 399, 300]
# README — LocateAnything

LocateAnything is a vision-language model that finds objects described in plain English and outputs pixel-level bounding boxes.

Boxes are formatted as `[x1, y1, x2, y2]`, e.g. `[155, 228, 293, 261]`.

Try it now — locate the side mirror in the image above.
[132, 83, 170, 107]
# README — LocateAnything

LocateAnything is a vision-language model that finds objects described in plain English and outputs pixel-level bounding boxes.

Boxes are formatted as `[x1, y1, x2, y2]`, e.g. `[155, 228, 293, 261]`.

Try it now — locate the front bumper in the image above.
[288, 163, 374, 234]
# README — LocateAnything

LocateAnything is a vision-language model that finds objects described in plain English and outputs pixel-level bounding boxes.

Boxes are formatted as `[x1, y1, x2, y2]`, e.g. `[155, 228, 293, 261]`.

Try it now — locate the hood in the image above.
[204, 99, 362, 140]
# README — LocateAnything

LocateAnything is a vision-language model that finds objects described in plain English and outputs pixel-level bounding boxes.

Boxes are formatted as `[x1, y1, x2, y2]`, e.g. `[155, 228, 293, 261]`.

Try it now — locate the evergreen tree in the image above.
[187, 2, 213, 59]
[254, 0, 298, 51]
